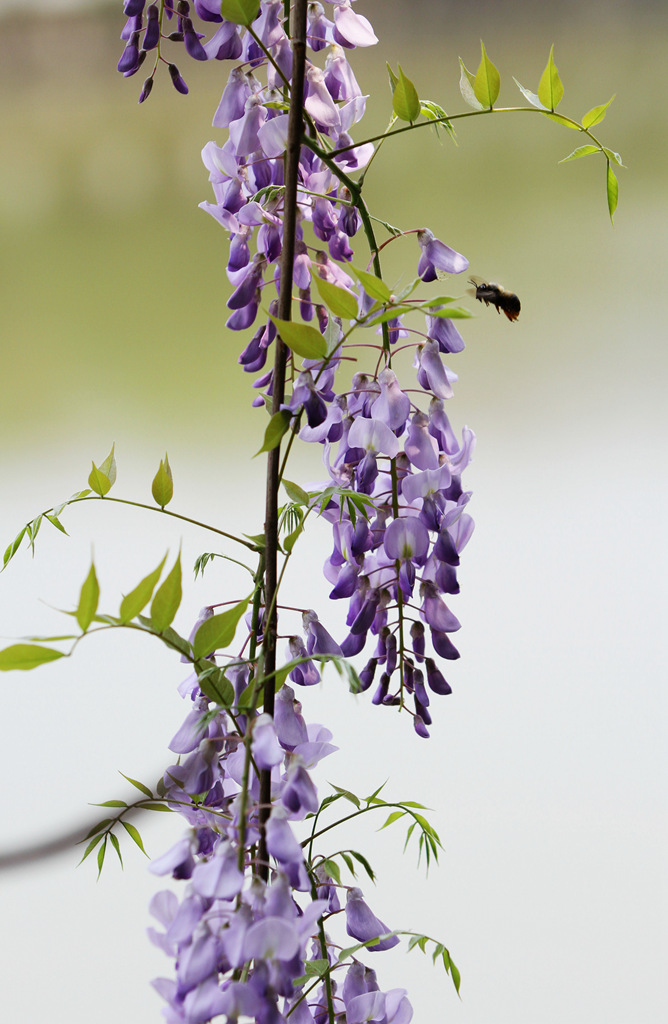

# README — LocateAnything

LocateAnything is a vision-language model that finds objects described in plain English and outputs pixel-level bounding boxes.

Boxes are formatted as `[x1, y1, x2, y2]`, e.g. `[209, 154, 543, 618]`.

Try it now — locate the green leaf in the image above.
[95, 800, 128, 808]
[109, 831, 123, 867]
[474, 41, 500, 108]
[385, 62, 399, 91]
[538, 45, 564, 111]
[458, 57, 484, 110]
[313, 275, 359, 319]
[421, 306, 472, 320]
[119, 554, 168, 624]
[558, 144, 600, 164]
[282, 522, 303, 554]
[582, 95, 615, 129]
[391, 64, 421, 122]
[349, 265, 392, 302]
[97, 837, 107, 877]
[77, 832, 104, 866]
[322, 858, 342, 885]
[606, 162, 619, 223]
[268, 315, 327, 359]
[45, 513, 68, 535]
[76, 560, 100, 633]
[420, 100, 455, 140]
[542, 111, 579, 129]
[141, 802, 172, 812]
[193, 596, 250, 659]
[380, 810, 405, 829]
[195, 663, 235, 705]
[88, 443, 117, 497]
[282, 479, 310, 505]
[254, 409, 292, 458]
[119, 772, 153, 798]
[150, 553, 182, 633]
[329, 784, 361, 809]
[121, 821, 148, 857]
[219, 0, 260, 26]
[3, 526, 27, 568]
[349, 849, 375, 881]
[88, 463, 111, 498]
[603, 147, 624, 167]
[0, 644, 66, 671]
[151, 453, 174, 509]
[512, 77, 545, 109]
[80, 818, 112, 842]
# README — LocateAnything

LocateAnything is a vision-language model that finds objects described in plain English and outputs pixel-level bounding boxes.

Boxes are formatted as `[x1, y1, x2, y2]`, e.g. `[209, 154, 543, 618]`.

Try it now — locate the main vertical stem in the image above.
[257, 0, 307, 882]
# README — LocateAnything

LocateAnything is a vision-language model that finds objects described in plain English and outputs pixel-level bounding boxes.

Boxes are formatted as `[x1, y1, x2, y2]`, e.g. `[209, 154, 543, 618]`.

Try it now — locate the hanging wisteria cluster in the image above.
[116, 2, 471, 1021]
[0, 3, 621, 1023]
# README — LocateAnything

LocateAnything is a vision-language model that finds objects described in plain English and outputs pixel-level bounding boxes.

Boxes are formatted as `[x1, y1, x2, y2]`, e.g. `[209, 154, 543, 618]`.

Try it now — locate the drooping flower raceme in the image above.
[117, 1, 471, 1019]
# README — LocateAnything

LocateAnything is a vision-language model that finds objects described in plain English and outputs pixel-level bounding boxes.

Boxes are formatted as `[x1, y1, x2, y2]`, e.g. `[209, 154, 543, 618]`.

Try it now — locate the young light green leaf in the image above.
[386, 62, 399, 91]
[606, 161, 619, 223]
[538, 45, 564, 111]
[88, 463, 111, 497]
[512, 77, 545, 109]
[119, 554, 168, 624]
[119, 772, 153, 798]
[420, 100, 455, 140]
[558, 144, 600, 164]
[380, 810, 405, 829]
[391, 64, 421, 122]
[282, 479, 310, 505]
[458, 57, 484, 110]
[603, 147, 624, 166]
[76, 560, 100, 633]
[542, 111, 579, 129]
[349, 265, 392, 302]
[0, 644, 66, 671]
[193, 596, 250, 659]
[150, 553, 182, 633]
[141, 802, 172, 812]
[152, 453, 174, 509]
[219, 0, 261, 25]
[313, 275, 359, 319]
[268, 315, 327, 359]
[581, 95, 615, 129]
[121, 820, 148, 857]
[3, 526, 27, 569]
[45, 513, 68, 535]
[474, 41, 500, 108]
[255, 409, 292, 458]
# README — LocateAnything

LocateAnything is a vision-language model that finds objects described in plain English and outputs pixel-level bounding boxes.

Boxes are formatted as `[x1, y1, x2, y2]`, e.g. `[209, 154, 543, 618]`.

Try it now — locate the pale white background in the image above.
[1, 2, 666, 1023]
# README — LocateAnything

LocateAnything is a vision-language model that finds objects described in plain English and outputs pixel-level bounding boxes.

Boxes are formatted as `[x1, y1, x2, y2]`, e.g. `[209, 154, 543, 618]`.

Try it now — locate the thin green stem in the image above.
[60, 495, 259, 551]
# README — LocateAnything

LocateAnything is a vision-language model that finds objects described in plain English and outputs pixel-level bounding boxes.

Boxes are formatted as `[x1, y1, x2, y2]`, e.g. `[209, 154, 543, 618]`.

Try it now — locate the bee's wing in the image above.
[468, 275, 485, 287]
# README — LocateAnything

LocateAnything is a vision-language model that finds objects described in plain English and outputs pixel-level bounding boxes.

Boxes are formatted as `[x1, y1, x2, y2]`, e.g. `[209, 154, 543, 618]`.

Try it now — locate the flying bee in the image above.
[468, 276, 521, 322]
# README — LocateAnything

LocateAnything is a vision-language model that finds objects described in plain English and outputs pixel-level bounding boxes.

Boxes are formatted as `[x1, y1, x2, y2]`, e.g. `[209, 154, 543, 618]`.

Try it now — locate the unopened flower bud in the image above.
[168, 63, 189, 94]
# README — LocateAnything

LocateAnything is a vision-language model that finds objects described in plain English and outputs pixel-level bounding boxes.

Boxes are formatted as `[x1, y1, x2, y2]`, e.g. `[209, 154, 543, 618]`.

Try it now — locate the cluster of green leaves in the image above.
[1, 445, 177, 573]
[300, 782, 460, 995]
[307, 782, 443, 873]
[384, 42, 621, 222]
[78, 773, 171, 877]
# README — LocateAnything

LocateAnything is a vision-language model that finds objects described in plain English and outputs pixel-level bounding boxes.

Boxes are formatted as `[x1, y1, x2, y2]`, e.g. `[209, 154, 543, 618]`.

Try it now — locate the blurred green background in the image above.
[0, 3, 666, 1024]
